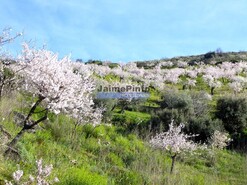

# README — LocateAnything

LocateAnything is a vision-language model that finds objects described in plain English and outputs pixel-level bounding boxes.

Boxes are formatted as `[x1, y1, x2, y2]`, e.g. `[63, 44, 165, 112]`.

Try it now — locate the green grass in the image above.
[121, 110, 151, 121]
[112, 108, 151, 128]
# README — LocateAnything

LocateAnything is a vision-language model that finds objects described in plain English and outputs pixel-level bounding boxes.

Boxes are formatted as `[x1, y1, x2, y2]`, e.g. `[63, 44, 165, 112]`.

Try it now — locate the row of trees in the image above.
[87, 59, 247, 95]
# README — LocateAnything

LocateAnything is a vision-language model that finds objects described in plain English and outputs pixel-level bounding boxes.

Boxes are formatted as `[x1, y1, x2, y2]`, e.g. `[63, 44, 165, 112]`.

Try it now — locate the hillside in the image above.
[1, 48, 247, 184]
[135, 50, 247, 68]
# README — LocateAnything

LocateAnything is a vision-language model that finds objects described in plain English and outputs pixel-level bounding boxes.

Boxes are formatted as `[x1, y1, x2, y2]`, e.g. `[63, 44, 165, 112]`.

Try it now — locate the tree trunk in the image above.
[170, 154, 176, 174]
[120, 105, 126, 114]
[4, 127, 25, 156]
[0, 82, 4, 100]
[110, 104, 117, 112]
[211, 87, 215, 95]
[4, 95, 47, 157]
[182, 84, 187, 90]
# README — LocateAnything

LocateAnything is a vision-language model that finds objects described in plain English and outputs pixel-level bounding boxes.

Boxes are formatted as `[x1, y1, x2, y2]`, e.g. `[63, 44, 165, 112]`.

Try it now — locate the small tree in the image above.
[210, 130, 232, 150]
[149, 120, 200, 174]
[202, 74, 221, 95]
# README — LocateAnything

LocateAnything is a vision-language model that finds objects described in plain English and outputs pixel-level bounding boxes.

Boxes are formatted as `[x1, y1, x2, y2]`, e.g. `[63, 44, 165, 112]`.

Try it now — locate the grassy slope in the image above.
[0, 94, 247, 185]
[1, 61, 247, 184]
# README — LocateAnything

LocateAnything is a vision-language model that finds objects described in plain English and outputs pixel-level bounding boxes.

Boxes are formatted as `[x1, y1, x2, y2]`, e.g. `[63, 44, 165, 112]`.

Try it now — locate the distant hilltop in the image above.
[135, 50, 247, 68]
[82, 50, 247, 69]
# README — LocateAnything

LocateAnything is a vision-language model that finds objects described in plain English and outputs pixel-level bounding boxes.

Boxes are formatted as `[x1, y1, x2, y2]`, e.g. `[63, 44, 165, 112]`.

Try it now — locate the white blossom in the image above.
[12, 169, 23, 182]
[203, 74, 222, 88]
[187, 79, 197, 87]
[210, 130, 232, 149]
[229, 81, 243, 94]
[12, 43, 102, 126]
[176, 60, 188, 68]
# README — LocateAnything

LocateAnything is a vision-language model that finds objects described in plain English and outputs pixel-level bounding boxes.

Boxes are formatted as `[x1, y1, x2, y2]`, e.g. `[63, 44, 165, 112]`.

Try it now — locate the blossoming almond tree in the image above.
[5, 43, 102, 156]
[210, 130, 232, 150]
[202, 74, 222, 95]
[149, 120, 201, 174]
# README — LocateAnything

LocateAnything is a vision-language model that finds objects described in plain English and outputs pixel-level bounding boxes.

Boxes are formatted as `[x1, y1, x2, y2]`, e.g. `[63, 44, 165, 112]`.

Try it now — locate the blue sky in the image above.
[1, 0, 247, 62]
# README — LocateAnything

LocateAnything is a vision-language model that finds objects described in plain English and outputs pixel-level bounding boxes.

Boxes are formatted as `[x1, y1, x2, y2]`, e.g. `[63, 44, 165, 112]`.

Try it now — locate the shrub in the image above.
[190, 91, 211, 117]
[149, 91, 195, 133]
[215, 96, 247, 135]
[160, 91, 194, 122]
[149, 109, 179, 133]
[185, 116, 224, 143]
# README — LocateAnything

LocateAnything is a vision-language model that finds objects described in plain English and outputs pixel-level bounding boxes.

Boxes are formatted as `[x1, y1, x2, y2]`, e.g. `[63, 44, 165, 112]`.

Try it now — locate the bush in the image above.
[185, 116, 224, 143]
[190, 91, 211, 117]
[160, 91, 194, 122]
[149, 91, 194, 133]
[149, 109, 179, 133]
[215, 96, 247, 135]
